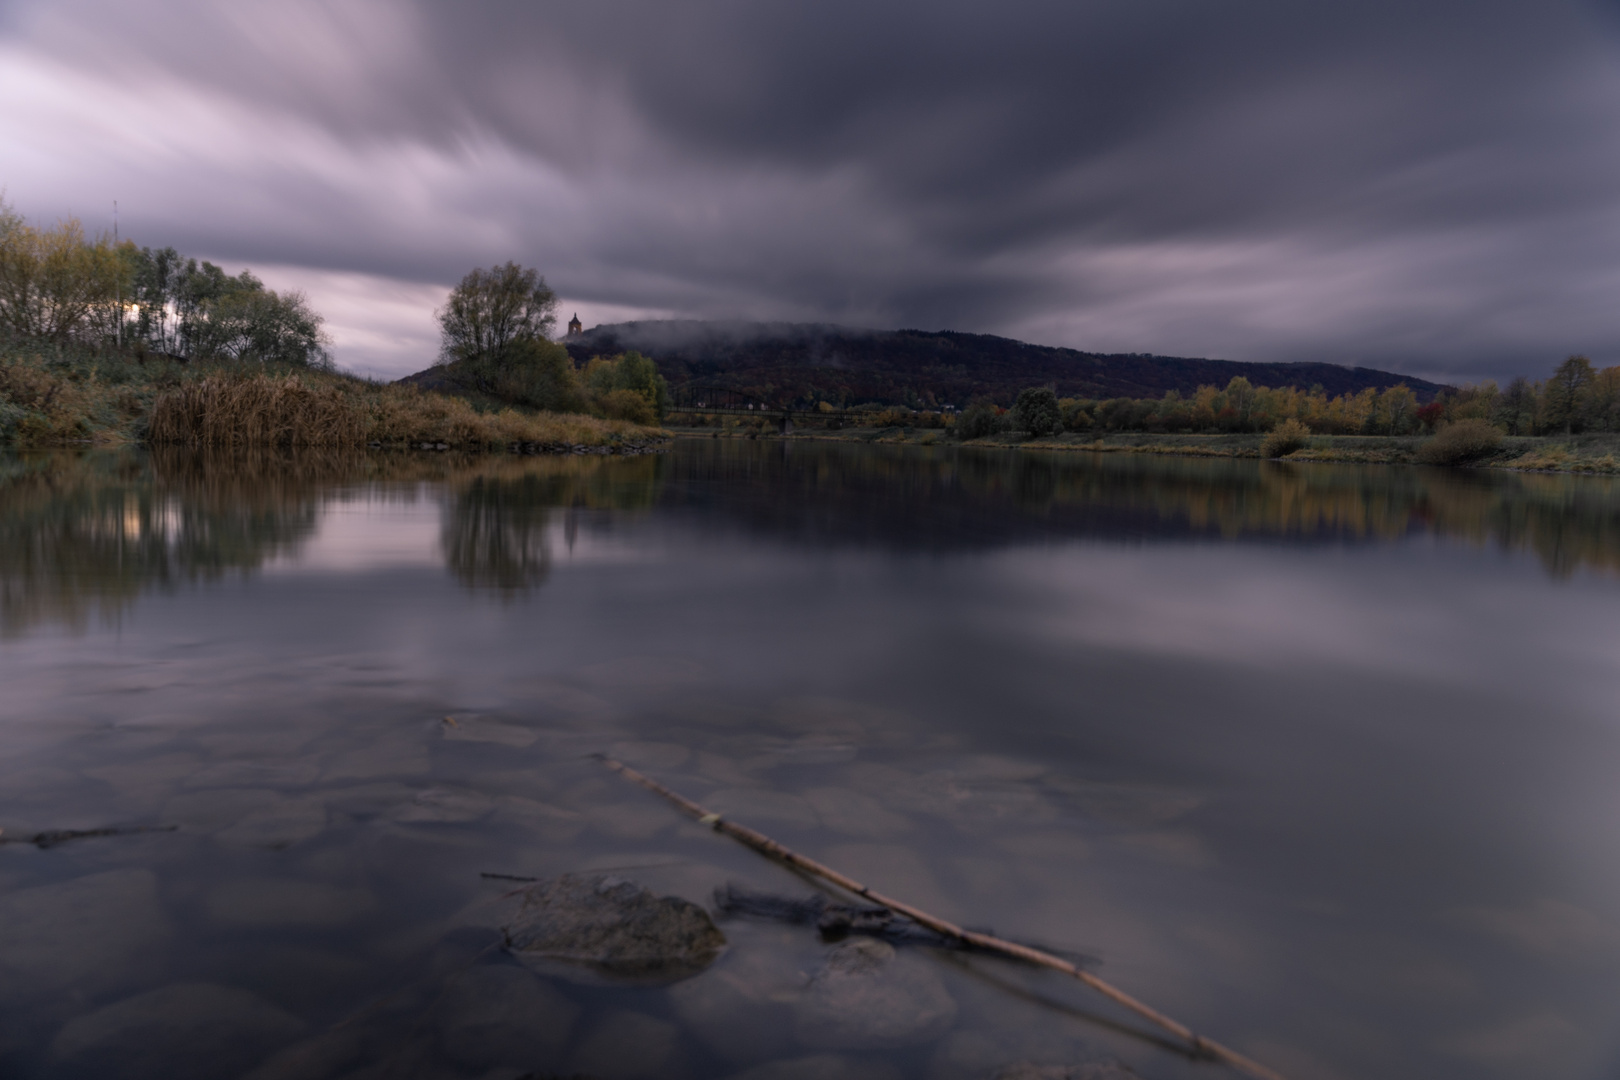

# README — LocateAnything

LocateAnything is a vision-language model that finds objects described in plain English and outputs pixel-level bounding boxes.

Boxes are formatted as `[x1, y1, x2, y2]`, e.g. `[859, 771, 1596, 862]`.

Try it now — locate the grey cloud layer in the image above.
[5, 0, 1619, 379]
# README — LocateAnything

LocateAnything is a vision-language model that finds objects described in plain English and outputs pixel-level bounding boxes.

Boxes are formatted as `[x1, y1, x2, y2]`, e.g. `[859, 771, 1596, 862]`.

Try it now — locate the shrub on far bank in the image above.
[1012, 386, 1063, 436]
[594, 387, 657, 425]
[582, 350, 669, 420]
[1260, 418, 1311, 458]
[442, 337, 586, 414]
[1416, 418, 1503, 465]
[956, 397, 1006, 440]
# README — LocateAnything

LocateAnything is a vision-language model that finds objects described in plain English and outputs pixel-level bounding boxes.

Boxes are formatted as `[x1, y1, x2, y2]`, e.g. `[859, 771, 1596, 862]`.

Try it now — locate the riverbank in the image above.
[668, 423, 1620, 473]
[0, 340, 663, 452]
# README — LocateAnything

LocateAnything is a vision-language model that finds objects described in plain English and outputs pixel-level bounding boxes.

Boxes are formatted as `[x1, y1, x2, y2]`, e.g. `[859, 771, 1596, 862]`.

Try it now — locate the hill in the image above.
[557, 321, 1446, 408]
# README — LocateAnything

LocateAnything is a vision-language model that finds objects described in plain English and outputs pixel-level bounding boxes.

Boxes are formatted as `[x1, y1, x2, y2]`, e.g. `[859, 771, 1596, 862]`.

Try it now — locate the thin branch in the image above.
[593, 753, 1286, 1080]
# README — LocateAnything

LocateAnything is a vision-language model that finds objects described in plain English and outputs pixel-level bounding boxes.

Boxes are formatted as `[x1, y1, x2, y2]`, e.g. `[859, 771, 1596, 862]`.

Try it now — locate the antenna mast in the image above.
[114, 201, 121, 349]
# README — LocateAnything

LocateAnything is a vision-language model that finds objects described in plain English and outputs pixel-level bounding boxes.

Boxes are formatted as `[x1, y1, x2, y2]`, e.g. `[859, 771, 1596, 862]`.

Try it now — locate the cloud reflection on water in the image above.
[6, 443, 1620, 641]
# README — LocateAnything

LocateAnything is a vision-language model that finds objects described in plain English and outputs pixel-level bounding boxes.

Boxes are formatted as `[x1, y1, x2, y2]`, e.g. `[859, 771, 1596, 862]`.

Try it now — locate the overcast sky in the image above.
[3, 0, 1619, 382]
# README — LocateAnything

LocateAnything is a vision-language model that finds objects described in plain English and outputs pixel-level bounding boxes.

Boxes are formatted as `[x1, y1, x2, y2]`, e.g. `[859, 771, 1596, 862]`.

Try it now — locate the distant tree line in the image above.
[951, 356, 1620, 439]
[0, 198, 329, 366]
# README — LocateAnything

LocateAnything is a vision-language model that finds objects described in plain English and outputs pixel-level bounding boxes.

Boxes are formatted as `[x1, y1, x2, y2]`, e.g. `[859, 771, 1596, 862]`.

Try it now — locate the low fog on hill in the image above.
[557, 320, 1446, 408]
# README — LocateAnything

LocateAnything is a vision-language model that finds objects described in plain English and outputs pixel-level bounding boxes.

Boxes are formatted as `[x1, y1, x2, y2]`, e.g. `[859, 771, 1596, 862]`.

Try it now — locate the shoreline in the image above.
[665, 425, 1620, 474]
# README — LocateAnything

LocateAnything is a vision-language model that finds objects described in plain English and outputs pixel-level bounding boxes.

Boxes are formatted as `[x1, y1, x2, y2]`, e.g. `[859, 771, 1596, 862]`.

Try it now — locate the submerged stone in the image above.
[502, 873, 726, 983]
[567, 1009, 682, 1078]
[50, 983, 305, 1080]
[435, 964, 579, 1068]
[0, 869, 172, 1002]
[792, 938, 956, 1050]
[722, 1052, 904, 1080]
[994, 1064, 1143, 1080]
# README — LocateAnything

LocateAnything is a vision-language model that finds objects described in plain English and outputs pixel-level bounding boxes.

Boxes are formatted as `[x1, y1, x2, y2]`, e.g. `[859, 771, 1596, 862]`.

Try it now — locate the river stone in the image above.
[994, 1064, 1142, 1080]
[205, 878, 376, 927]
[502, 874, 726, 983]
[567, 1009, 682, 1078]
[667, 943, 806, 1062]
[792, 938, 957, 1050]
[435, 964, 579, 1068]
[49, 983, 305, 1080]
[0, 868, 172, 1002]
[723, 1053, 904, 1080]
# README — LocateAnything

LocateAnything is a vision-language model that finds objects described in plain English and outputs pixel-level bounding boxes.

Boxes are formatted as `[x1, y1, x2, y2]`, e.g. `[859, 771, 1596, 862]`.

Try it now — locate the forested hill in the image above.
[560, 320, 1446, 407]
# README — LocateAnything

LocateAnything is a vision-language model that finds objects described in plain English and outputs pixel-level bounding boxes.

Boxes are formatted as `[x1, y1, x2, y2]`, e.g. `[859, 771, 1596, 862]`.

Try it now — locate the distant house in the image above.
[566, 313, 582, 337]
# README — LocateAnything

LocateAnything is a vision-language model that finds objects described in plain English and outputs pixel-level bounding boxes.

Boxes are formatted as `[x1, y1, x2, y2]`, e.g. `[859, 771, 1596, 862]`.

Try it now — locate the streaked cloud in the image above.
[3, 0, 1618, 380]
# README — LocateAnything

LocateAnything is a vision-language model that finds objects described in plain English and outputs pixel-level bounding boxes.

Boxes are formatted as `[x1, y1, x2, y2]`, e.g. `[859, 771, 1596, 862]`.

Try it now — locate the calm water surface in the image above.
[3, 441, 1620, 1080]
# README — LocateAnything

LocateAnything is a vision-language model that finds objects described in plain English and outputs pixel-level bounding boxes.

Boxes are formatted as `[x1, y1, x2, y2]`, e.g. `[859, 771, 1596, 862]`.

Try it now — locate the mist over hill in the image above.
[559, 321, 1446, 408]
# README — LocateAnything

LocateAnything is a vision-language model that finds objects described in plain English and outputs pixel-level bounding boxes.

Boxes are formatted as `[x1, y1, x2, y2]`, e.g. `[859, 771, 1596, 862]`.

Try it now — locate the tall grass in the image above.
[149, 374, 362, 446]
[147, 371, 656, 449]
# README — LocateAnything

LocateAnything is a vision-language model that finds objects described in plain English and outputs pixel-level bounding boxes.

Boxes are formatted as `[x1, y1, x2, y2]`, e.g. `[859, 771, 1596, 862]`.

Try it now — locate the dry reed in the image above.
[149, 374, 362, 447]
[147, 372, 657, 450]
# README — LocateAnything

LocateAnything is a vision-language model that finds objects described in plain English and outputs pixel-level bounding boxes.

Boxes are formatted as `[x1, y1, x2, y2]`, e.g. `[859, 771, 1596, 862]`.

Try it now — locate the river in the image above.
[2, 440, 1618, 1080]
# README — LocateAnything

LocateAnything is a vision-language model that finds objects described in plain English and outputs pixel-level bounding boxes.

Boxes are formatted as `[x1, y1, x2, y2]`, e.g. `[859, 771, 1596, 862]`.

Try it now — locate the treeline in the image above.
[0, 199, 328, 366]
[952, 355, 1620, 439]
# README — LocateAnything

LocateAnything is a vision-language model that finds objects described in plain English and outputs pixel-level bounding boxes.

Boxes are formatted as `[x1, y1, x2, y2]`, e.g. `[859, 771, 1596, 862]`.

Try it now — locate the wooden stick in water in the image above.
[594, 753, 1286, 1080]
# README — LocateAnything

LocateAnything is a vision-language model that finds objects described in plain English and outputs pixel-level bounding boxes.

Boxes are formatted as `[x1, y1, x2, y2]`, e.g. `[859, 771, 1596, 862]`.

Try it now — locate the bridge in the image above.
[666, 383, 808, 432]
[665, 383, 923, 433]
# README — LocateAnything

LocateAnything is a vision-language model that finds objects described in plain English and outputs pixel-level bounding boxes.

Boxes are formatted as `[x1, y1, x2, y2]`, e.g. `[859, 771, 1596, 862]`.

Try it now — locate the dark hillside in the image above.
[559, 321, 1447, 408]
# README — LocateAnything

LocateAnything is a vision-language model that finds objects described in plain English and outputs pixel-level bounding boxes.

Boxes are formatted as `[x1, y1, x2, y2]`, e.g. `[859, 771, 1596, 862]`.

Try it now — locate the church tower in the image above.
[566, 313, 583, 337]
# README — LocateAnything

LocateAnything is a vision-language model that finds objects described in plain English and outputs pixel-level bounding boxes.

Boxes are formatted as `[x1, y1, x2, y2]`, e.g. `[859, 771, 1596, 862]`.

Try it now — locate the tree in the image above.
[129, 246, 185, 354]
[452, 337, 584, 413]
[1590, 367, 1620, 433]
[1494, 377, 1536, 436]
[437, 262, 557, 363]
[188, 287, 331, 367]
[1012, 386, 1063, 435]
[0, 200, 128, 342]
[1543, 354, 1596, 434]
[1223, 376, 1255, 429]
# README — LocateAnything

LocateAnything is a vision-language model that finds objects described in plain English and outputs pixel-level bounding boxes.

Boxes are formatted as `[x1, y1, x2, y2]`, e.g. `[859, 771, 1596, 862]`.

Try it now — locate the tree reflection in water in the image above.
[0, 448, 664, 634]
[440, 455, 662, 594]
[3, 442, 1619, 637]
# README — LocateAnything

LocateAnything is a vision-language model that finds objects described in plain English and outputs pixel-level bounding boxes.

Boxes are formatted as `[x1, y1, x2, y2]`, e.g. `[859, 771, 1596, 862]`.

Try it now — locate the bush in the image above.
[583, 350, 669, 420]
[1061, 399, 1094, 432]
[1260, 418, 1311, 458]
[1012, 386, 1063, 436]
[448, 337, 585, 413]
[595, 387, 657, 425]
[1416, 418, 1504, 465]
[956, 397, 1005, 440]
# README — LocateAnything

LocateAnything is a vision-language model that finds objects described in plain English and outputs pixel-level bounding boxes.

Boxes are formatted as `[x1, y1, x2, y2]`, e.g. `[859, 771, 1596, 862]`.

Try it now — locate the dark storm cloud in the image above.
[3, 0, 1619, 379]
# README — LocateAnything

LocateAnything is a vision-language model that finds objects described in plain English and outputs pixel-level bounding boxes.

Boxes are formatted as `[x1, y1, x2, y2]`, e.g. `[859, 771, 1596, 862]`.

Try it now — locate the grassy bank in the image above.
[668, 422, 1620, 473]
[0, 338, 663, 452]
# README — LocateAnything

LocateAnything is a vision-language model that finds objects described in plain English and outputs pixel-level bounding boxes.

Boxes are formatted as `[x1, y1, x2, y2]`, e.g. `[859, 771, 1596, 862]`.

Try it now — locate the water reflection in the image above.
[0, 449, 665, 634]
[442, 456, 662, 593]
[666, 442, 1620, 576]
[4, 442, 1620, 1079]
[4, 443, 1620, 637]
